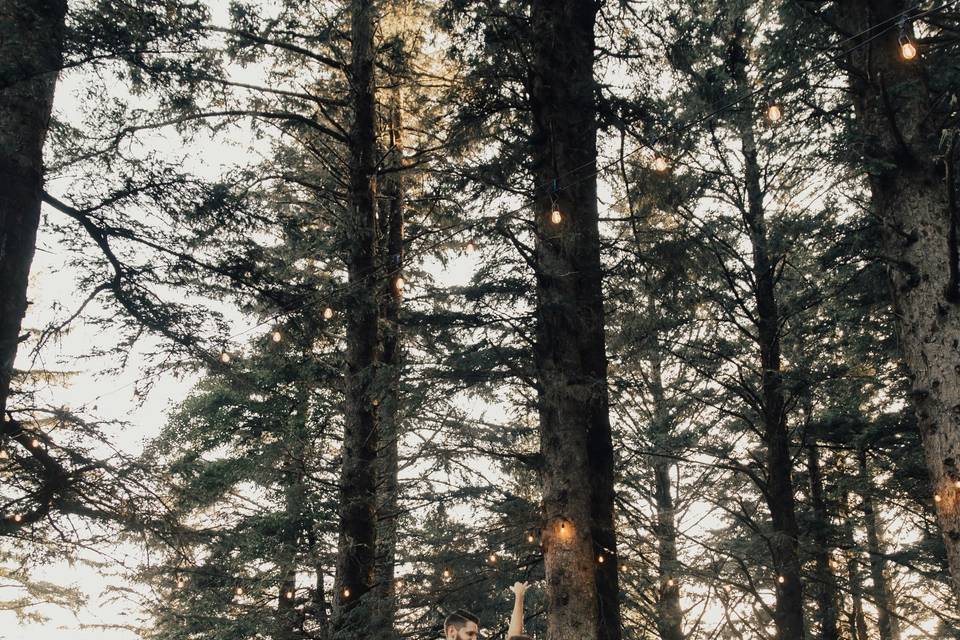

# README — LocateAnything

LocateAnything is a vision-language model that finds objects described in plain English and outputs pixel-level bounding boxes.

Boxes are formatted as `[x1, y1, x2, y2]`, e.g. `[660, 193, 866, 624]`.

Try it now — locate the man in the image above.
[444, 610, 480, 640]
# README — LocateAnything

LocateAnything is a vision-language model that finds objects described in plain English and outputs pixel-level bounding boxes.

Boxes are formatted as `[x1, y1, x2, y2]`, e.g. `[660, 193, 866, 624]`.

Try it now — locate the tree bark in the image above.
[0, 0, 67, 416]
[372, 83, 405, 640]
[857, 448, 901, 640]
[807, 443, 841, 640]
[836, 0, 960, 600]
[332, 0, 379, 635]
[727, 29, 805, 639]
[527, 1, 621, 638]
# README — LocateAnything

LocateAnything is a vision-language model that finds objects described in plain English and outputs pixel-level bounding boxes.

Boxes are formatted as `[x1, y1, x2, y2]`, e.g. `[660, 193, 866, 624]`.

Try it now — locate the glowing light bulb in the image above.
[666, 578, 675, 587]
[220, 352, 231, 363]
[550, 206, 562, 225]
[954, 480, 960, 489]
[272, 330, 282, 343]
[323, 307, 334, 320]
[527, 533, 535, 543]
[652, 156, 670, 173]
[343, 588, 351, 598]
[395, 276, 405, 293]
[30, 438, 39, 448]
[766, 104, 782, 123]
[489, 553, 497, 563]
[13, 513, 22, 523]
[901, 40, 917, 60]
[777, 575, 786, 584]
[597, 554, 605, 564]
[442, 569, 451, 579]
[235, 587, 244, 596]
[466, 240, 476, 254]
[286, 591, 294, 599]
[935, 493, 943, 503]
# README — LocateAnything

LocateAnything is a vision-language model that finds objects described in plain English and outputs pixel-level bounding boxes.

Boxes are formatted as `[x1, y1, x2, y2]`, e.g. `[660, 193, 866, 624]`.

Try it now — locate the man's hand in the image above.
[510, 581, 529, 598]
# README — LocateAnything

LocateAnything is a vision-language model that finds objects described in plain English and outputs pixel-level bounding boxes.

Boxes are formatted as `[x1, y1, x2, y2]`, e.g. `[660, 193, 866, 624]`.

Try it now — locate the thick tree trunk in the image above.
[807, 443, 840, 640]
[837, 0, 960, 599]
[372, 84, 405, 640]
[0, 0, 67, 416]
[728, 31, 805, 639]
[528, 2, 621, 639]
[332, 0, 379, 635]
[858, 449, 901, 640]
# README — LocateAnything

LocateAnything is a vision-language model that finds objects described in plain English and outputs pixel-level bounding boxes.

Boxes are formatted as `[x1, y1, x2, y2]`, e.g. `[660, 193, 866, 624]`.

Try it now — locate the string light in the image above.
[550, 204, 562, 225]
[235, 586, 244, 596]
[666, 578, 675, 587]
[900, 38, 917, 60]
[954, 480, 960, 489]
[442, 569, 451, 579]
[527, 533, 535, 543]
[13, 514, 22, 523]
[777, 575, 786, 584]
[220, 352, 231, 363]
[766, 103, 783, 123]
[465, 240, 477, 254]
[272, 330, 283, 343]
[343, 588, 350, 598]
[30, 438, 39, 448]
[488, 553, 497, 563]
[323, 307, 334, 320]
[286, 590, 294, 599]
[597, 554, 605, 564]
[394, 276, 405, 293]
[652, 156, 670, 173]
[935, 493, 943, 503]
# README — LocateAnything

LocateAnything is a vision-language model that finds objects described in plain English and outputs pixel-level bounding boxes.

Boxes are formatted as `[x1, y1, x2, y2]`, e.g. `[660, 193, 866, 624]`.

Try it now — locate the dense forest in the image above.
[3, 0, 960, 638]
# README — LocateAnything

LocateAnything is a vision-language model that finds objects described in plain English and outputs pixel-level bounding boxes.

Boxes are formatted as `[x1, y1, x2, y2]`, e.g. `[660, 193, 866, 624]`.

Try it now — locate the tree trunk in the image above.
[858, 448, 901, 640]
[807, 443, 840, 640]
[841, 489, 870, 640]
[728, 29, 805, 639]
[332, 0, 379, 635]
[836, 0, 960, 600]
[528, 1, 621, 638]
[648, 333, 684, 640]
[0, 0, 67, 416]
[372, 83, 405, 640]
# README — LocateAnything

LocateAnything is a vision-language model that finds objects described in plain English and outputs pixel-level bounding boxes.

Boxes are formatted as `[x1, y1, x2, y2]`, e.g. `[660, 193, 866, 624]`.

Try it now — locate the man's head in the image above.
[444, 609, 479, 640]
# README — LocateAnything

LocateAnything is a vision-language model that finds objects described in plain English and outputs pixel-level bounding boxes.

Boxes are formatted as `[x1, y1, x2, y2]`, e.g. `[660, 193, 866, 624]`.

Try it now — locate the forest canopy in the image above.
[2, 0, 960, 639]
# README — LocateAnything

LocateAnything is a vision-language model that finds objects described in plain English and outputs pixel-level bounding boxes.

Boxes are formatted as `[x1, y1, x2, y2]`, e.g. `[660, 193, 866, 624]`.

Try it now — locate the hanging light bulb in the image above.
[652, 156, 670, 173]
[935, 493, 943, 503]
[777, 575, 786, 584]
[394, 276, 405, 293]
[286, 590, 294, 599]
[220, 352, 231, 364]
[900, 35, 917, 60]
[13, 513, 22, 523]
[442, 568, 451, 579]
[550, 204, 562, 225]
[766, 103, 783, 123]
[527, 532, 535, 543]
[597, 554, 605, 564]
[235, 586, 244, 596]
[30, 438, 39, 448]
[272, 330, 283, 343]
[343, 588, 351, 598]
[488, 553, 497, 563]
[323, 307, 334, 320]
